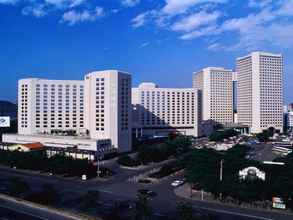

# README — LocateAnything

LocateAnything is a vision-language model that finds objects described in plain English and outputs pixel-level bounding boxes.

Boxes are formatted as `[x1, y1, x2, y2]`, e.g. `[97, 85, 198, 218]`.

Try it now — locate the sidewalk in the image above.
[174, 183, 293, 216]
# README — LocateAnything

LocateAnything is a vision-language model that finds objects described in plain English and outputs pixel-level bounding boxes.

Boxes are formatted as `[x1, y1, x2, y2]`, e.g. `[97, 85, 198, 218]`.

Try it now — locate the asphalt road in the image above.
[0, 165, 292, 220]
[0, 199, 79, 220]
[0, 206, 44, 220]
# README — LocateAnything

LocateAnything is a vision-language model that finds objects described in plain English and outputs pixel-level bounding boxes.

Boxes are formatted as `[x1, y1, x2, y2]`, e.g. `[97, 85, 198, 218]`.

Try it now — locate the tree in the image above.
[117, 155, 140, 167]
[256, 130, 270, 142]
[268, 127, 275, 137]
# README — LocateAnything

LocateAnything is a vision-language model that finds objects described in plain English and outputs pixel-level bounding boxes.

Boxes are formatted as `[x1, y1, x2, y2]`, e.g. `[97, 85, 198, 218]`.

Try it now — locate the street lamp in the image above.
[97, 155, 102, 178]
[219, 159, 224, 200]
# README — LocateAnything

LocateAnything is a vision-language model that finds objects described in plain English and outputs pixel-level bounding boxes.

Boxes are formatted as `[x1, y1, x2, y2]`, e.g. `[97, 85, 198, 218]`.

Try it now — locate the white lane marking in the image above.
[197, 206, 274, 220]
[0, 205, 49, 220]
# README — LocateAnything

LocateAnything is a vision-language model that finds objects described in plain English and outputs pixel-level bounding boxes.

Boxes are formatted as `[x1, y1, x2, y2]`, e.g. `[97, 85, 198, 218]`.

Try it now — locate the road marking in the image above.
[197, 206, 274, 220]
[0, 205, 49, 220]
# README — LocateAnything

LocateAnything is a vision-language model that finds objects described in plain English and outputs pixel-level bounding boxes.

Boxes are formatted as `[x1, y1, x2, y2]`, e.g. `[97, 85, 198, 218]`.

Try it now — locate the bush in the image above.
[149, 161, 183, 179]
[117, 155, 140, 167]
[209, 129, 239, 142]
[137, 136, 192, 165]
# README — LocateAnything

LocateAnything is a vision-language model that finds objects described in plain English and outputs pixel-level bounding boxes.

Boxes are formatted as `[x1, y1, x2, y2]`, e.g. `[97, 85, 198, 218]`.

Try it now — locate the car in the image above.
[137, 189, 157, 198]
[171, 180, 184, 187]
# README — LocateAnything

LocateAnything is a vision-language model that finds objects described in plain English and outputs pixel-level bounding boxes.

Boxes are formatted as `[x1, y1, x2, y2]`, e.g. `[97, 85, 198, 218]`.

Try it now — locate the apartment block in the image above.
[236, 52, 283, 133]
[193, 67, 234, 135]
[132, 83, 197, 137]
[84, 70, 132, 152]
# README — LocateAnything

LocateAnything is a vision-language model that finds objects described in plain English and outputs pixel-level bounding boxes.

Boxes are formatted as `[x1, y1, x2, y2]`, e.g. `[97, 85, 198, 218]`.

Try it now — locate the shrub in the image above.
[117, 155, 140, 167]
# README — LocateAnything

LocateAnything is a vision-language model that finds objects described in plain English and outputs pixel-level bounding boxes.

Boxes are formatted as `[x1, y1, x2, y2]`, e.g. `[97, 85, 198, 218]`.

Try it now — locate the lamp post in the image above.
[219, 159, 224, 200]
[97, 155, 102, 178]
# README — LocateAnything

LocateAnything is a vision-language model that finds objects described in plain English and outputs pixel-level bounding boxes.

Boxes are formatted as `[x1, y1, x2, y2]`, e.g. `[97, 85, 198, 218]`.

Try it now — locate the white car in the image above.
[171, 180, 184, 187]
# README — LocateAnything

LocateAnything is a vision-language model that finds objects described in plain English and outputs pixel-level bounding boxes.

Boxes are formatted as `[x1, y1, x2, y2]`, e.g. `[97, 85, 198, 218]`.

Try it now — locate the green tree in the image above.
[256, 130, 270, 142]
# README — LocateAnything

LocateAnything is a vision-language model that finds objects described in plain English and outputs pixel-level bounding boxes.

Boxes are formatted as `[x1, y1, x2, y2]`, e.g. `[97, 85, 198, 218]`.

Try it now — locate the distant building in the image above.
[193, 67, 234, 135]
[236, 52, 283, 133]
[132, 82, 197, 137]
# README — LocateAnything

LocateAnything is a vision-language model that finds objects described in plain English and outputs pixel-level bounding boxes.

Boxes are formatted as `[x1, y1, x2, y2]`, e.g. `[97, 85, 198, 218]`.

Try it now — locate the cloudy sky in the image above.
[0, 0, 293, 103]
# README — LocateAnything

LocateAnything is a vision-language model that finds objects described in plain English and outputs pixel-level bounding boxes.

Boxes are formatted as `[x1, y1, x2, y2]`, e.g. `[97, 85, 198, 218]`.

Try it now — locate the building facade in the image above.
[18, 78, 85, 135]
[6, 70, 132, 157]
[132, 83, 197, 137]
[193, 67, 234, 135]
[236, 52, 283, 133]
[84, 70, 132, 153]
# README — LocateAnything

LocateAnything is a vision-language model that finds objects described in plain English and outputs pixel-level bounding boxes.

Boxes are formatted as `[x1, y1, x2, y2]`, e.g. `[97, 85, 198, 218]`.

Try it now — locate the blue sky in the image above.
[0, 0, 293, 103]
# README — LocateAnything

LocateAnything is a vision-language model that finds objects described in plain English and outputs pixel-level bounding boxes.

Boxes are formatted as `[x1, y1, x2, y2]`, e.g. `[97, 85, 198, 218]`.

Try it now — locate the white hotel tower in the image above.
[85, 70, 132, 153]
[236, 52, 283, 133]
[193, 67, 234, 135]
[18, 78, 85, 135]
[132, 83, 197, 137]
[4, 70, 132, 155]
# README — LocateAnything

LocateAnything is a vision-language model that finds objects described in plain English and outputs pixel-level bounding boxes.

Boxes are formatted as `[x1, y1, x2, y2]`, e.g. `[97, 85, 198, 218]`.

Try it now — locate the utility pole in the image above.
[219, 159, 224, 200]
[220, 159, 224, 182]
[97, 155, 102, 178]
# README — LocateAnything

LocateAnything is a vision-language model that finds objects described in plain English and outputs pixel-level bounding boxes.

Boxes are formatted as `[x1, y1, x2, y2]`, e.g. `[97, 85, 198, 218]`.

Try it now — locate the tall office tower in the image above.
[84, 70, 132, 152]
[18, 79, 84, 135]
[236, 52, 283, 133]
[132, 83, 197, 137]
[193, 67, 234, 133]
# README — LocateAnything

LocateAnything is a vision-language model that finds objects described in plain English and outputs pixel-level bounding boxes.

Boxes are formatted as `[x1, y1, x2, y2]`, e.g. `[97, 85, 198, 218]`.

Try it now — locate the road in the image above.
[0, 198, 82, 220]
[0, 166, 292, 220]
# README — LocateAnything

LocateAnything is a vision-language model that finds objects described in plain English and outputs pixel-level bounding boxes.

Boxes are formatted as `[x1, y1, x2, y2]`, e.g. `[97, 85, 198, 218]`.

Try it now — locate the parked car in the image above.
[137, 189, 157, 198]
[171, 180, 184, 187]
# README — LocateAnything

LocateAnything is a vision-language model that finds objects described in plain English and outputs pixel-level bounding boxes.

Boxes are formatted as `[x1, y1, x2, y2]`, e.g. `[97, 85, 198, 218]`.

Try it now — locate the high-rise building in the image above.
[132, 83, 197, 137]
[18, 78, 85, 135]
[85, 70, 132, 152]
[236, 52, 283, 133]
[193, 67, 234, 135]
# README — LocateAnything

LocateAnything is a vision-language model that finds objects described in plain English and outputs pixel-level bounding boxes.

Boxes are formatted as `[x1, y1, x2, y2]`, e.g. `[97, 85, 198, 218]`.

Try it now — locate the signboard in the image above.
[0, 117, 10, 128]
[239, 167, 266, 181]
[272, 197, 286, 210]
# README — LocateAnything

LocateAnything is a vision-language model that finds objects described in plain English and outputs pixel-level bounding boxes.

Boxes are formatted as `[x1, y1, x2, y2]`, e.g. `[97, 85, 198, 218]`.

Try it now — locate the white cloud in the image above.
[248, 0, 272, 8]
[131, 10, 157, 28]
[277, 0, 293, 16]
[61, 6, 104, 26]
[139, 42, 150, 48]
[162, 0, 228, 15]
[44, 0, 85, 8]
[0, 0, 17, 4]
[122, 0, 140, 7]
[22, 5, 47, 18]
[180, 25, 219, 39]
[171, 11, 220, 32]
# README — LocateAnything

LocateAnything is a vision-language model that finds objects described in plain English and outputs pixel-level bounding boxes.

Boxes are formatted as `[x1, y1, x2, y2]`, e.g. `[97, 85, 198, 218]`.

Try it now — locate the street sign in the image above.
[0, 117, 10, 128]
